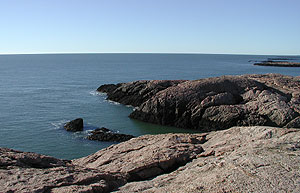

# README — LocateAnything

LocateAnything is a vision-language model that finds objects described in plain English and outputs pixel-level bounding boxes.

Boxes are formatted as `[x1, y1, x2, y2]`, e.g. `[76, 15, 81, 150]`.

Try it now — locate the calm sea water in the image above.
[0, 54, 299, 159]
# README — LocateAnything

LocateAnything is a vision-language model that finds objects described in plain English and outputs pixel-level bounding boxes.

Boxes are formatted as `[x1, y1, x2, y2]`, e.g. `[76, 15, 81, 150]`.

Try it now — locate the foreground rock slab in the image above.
[0, 148, 126, 193]
[1, 126, 300, 192]
[117, 126, 300, 193]
[98, 74, 300, 131]
[74, 133, 205, 181]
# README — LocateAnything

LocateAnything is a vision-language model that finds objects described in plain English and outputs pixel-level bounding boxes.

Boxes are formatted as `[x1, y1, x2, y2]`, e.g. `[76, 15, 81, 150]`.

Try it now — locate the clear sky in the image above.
[0, 0, 299, 55]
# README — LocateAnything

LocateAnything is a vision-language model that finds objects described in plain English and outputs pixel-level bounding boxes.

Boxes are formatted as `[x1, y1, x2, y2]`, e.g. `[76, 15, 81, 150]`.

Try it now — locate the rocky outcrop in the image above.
[117, 126, 300, 192]
[74, 133, 205, 181]
[0, 148, 126, 193]
[98, 74, 300, 131]
[1, 126, 300, 192]
[64, 118, 83, 132]
[87, 127, 135, 142]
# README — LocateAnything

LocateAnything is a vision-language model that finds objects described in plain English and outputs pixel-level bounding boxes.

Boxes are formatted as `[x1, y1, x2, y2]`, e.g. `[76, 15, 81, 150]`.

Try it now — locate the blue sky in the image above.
[0, 0, 299, 55]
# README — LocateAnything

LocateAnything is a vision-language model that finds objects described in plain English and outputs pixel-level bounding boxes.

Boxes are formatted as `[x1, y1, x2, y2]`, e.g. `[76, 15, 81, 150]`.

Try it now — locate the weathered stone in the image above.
[0, 148, 126, 193]
[0, 148, 68, 169]
[64, 118, 83, 132]
[285, 116, 300, 128]
[117, 126, 300, 193]
[74, 133, 205, 181]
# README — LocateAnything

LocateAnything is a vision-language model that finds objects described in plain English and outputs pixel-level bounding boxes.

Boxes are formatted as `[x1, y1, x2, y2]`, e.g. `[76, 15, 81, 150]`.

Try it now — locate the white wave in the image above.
[108, 100, 121, 105]
[84, 130, 93, 135]
[89, 90, 106, 96]
[72, 132, 86, 139]
[126, 104, 134, 108]
[50, 119, 69, 129]
[133, 107, 140, 111]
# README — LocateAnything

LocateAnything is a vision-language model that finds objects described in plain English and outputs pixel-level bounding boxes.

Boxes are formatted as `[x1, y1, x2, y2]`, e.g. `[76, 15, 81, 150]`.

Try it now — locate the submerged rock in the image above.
[64, 118, 83, 132]
[98, 74, 300, 131]
[87, 127, 135, 142]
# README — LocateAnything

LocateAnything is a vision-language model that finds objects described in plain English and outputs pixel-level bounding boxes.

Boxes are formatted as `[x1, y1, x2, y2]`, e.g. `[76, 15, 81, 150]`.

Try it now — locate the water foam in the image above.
[126, 104, 134, 108]
[50, 119, 69, 130]
[108, 100, 121, 105]
[89, 90, 106, 96]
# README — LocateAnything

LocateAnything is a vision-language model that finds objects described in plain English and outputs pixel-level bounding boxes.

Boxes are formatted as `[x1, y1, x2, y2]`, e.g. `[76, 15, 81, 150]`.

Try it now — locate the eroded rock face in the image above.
[64, 118, 83, 132]
[0, 148, 126, 193]
[98, 74, 300, 131]
[117, 126, 300, 193]
[87, 127, 135, 142]
[74, 133, 206, 181]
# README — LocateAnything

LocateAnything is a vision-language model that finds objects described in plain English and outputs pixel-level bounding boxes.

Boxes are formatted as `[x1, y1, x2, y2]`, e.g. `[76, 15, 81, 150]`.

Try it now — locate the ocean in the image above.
[0, 53, 299, 159]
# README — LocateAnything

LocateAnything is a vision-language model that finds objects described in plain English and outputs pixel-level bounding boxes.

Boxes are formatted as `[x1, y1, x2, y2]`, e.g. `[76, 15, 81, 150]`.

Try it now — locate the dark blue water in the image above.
[0, 54, 299, 159]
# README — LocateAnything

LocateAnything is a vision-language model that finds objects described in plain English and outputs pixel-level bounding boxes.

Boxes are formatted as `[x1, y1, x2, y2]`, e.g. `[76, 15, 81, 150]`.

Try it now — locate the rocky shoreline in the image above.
[1, 73, 300, 192]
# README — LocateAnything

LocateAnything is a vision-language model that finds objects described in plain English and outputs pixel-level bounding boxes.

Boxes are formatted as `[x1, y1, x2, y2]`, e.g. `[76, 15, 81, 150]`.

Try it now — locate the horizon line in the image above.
[0, 52, 299, 56]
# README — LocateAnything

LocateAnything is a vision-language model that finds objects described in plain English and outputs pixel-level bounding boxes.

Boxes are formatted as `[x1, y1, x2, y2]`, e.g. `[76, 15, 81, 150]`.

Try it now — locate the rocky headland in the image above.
[98, 74, 300, 131]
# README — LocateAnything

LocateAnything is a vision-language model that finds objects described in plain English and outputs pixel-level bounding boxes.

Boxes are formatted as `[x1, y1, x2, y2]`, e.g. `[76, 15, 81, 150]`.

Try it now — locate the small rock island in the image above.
[64, 118, 83, 132]
[253, 57, 300, 67]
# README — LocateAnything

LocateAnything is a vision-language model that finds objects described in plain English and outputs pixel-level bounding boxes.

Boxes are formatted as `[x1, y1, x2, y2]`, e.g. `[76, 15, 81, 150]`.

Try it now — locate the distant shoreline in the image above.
[254, 61, 300, 67]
